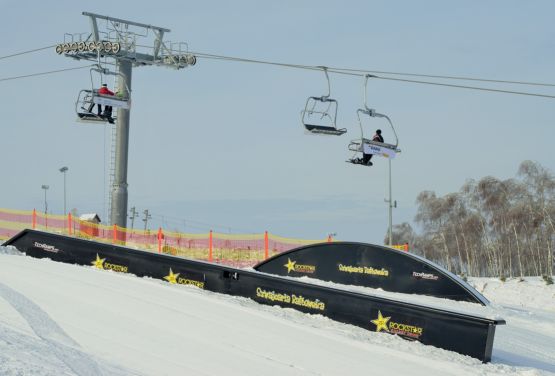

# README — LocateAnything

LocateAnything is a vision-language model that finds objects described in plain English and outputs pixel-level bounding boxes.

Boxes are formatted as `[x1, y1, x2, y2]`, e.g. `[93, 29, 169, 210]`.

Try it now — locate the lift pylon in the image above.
[57, 12, 196, 228]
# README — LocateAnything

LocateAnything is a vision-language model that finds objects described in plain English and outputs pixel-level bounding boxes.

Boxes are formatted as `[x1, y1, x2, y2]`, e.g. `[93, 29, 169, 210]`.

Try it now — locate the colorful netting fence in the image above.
[0, 208, 330, 268]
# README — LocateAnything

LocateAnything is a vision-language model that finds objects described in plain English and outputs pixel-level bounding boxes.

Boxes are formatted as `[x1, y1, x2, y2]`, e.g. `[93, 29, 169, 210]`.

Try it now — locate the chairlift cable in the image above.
[0, 45, 55, 60]
[192, 51, 555, 87]
[322, 66, 555, 87]
[0, 65, 94, 82]
[0, 45, 553, 98]
[371, 76, 555, 99]
[192, 52, 555, 99]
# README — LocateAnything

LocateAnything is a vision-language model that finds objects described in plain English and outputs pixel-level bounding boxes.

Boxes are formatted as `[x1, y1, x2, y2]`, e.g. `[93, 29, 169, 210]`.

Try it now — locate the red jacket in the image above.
[98, 86, 114, 96]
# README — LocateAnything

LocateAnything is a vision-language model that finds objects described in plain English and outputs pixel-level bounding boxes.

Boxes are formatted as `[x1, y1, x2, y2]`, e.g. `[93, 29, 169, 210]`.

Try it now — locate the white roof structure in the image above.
[79, 213, 101, 223]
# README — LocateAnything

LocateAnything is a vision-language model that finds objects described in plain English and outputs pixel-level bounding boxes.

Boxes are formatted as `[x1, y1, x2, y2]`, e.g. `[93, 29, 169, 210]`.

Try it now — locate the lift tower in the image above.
[56, 12, 196, 228]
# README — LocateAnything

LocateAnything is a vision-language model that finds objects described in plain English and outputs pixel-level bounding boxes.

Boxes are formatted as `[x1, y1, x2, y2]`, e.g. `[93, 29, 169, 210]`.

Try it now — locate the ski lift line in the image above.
[0, 65, 94, 82]
[0, 45, 56, 60]
[322, 66, 555, 88]
[1, 44, 554, 88]
[192, 51, 555, 88]
[373, 76, 555, 99]
[192, 52, 555, 99]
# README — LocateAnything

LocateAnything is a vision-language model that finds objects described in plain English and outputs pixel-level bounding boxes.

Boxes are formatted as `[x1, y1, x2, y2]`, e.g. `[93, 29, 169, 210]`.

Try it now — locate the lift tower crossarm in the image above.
[82, 12, 171, 33]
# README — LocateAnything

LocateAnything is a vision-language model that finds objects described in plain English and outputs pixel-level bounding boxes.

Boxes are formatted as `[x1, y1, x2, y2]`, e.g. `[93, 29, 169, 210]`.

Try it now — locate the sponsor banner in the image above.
[412, 271, 439, 281]
[93, 96, 130, 109]
[363, 143, 397, 159]
[164, 268, 205, 289]
[33, 241, 61, 254]
[338, 264, 389, 277]
[371, 310, 424, 340]
[91, 253, 129, 273]
[283, 258, 316, 274]
[255, 286, 325, 312]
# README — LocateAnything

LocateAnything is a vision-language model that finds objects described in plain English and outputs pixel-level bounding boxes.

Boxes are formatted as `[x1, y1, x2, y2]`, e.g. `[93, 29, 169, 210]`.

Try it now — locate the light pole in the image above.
[59, 166, 68, 215]
[384, 159, 397, 246]
[41, 185, 49, 228]
[41, 185, 49, 214]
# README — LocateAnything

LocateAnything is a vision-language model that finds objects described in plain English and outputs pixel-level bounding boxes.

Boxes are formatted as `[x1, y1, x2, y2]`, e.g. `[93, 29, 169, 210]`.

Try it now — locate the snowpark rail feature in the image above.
[254, 242, 489, 305]
[3, 229, 505, 362]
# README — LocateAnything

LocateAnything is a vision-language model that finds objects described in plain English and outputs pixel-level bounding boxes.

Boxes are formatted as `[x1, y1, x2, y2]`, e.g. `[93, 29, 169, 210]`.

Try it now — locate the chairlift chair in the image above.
[75, 66, 131, 124]
[301, 67, 346, 136]
[347, 75, 400, 166]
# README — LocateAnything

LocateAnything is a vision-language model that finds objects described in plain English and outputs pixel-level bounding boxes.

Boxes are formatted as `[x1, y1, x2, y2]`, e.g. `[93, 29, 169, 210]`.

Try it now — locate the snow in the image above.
[0, 246, 553, 375]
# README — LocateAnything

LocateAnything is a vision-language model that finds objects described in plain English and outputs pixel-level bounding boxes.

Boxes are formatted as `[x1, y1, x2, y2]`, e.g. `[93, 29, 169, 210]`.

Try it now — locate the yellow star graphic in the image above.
[91, 254, 105, 270]
[164, 268, 180, 284]
[284, 258, 297, 273]
[371, 310, 391, 333]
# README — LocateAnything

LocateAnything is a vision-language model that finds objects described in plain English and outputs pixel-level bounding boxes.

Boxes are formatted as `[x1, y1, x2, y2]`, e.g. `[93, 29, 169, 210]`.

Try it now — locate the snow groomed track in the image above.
[3, 229, 505, 362]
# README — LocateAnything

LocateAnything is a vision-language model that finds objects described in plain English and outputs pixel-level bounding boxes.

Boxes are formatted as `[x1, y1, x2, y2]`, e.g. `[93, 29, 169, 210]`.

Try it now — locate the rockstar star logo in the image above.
[91, 254, 105, 270]
[284, 258, 297, 273]
[371, 310, 391, 333]
[164, 268, 180, 284]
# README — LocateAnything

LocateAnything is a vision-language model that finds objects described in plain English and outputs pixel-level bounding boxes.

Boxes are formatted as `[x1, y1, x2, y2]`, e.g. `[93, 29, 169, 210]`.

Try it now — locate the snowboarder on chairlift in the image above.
[361, 129, 384, 166]
[97, 83, 115, 124]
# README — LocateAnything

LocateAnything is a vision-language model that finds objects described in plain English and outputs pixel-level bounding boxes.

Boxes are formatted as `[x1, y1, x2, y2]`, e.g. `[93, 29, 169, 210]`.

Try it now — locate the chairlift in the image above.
[347, 75, 400, 166]
[301, 67, 346, 136]
[75, 65, 131, 124]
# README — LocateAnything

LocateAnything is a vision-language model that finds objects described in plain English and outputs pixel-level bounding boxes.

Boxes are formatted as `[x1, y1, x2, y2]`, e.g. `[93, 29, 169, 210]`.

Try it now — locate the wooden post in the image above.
[209, 230, 213, 262]
[32, 209, 36, 229]
[264, 231, 269, 259]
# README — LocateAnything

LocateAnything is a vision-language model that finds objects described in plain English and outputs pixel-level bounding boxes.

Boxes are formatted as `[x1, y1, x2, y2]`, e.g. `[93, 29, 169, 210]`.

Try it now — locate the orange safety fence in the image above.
[391, 243, 410, 252]
[0, 208, 330, 268]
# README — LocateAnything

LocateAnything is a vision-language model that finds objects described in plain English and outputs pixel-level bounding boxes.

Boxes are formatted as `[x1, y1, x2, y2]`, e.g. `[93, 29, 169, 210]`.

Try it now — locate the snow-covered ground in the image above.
[0, 246, 553, 375]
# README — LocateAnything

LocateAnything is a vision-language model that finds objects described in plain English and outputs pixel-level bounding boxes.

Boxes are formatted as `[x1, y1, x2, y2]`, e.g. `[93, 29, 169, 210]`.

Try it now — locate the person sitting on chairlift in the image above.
[361, 129, 384, 166]
[352, 129, 384, 166]
[97, 83, 115, 124]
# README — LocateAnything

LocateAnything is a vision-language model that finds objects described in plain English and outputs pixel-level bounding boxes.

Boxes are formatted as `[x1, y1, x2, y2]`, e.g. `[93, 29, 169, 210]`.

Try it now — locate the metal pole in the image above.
[41, 184, 49, 228]
[110, 60, 132, 228]
[59, 166, 68, 215]
[388, 158, 393, 246]
[63, 172, 66, 215]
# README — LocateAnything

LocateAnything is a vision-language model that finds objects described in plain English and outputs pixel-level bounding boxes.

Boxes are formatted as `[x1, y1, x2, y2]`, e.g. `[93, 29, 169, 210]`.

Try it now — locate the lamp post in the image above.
[384, 159, 397, 246]
[41, 185, 49, 228]
[59, 166, 68, 215]
[41, 185, 49, 214]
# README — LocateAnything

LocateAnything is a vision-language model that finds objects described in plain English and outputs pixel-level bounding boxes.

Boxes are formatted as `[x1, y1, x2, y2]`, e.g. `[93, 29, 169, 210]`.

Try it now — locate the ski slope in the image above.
[0, 246, 553, 375]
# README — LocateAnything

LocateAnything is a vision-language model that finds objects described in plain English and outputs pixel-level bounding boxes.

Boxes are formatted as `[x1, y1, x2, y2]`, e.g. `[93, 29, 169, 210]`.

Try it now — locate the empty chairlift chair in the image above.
[301, 67, 346, 136]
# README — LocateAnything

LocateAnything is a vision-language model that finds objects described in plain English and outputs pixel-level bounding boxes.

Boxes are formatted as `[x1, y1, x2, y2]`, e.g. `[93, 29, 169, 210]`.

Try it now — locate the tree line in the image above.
[391, 161, 554, 279]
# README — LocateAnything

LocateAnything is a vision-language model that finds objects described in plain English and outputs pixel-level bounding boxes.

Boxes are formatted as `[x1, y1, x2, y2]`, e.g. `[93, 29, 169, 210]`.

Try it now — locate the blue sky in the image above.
[1, 1, 554, 242]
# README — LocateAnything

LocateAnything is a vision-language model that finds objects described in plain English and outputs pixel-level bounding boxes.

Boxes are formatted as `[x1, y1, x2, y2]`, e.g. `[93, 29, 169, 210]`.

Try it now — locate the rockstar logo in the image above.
[371, 310, 391, 333]
[284, 258, 297, 273]
[164, 268, 180, 284]
[91, 254, 106, 270]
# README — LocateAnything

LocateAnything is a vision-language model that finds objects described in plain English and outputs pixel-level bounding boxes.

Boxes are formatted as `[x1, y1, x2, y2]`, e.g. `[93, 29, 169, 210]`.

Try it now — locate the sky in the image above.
[1, 248, 554, 375]
[1, 0, 554, 243]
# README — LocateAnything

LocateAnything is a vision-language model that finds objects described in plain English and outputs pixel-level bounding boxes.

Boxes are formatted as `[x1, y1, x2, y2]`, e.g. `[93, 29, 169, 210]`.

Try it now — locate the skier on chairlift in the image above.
[362, 129, 384, 166]
[97, 83, 115, 124]
[353, 129, 383, 166]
